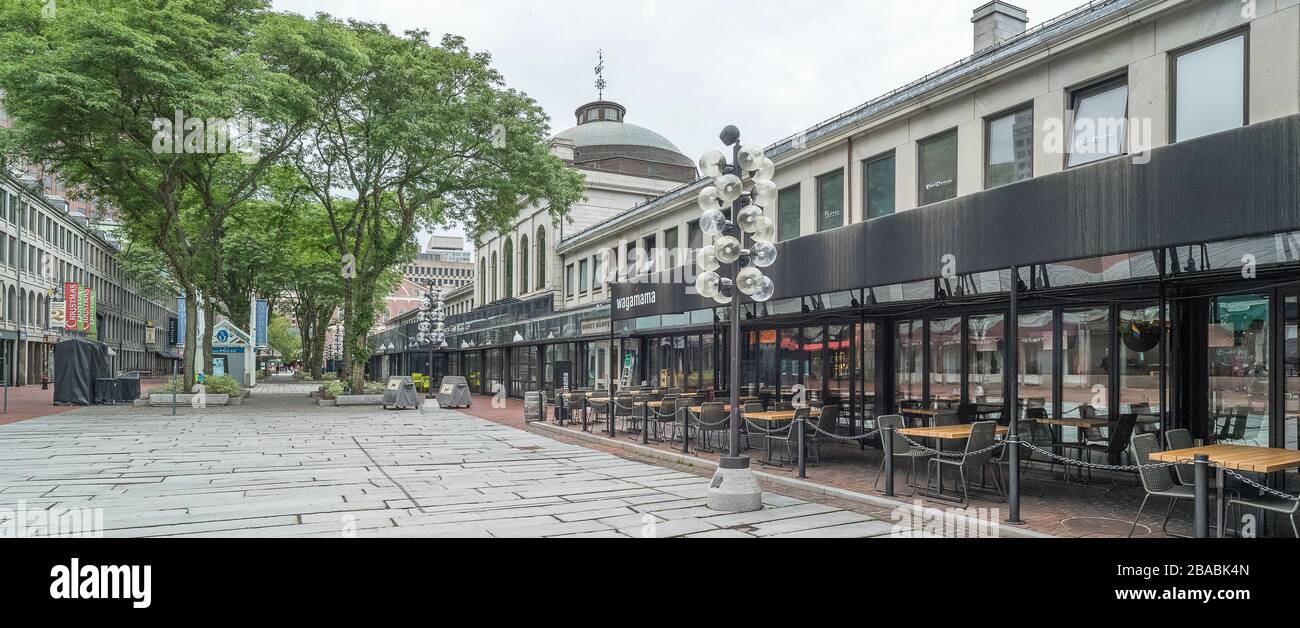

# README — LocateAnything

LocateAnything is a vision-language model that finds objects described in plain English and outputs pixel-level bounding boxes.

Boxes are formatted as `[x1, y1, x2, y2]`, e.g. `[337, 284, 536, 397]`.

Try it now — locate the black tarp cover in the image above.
[54, 337, 112, 406]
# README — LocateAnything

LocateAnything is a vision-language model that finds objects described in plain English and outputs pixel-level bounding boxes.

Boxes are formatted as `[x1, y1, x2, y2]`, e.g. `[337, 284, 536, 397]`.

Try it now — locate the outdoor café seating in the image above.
[1128, 433, 1196, 538]
[924, 421, 1004, 507]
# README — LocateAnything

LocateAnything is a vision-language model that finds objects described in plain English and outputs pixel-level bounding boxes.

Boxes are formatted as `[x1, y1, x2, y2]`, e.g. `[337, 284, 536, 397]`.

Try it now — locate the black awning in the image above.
[155, 349, 181, 360]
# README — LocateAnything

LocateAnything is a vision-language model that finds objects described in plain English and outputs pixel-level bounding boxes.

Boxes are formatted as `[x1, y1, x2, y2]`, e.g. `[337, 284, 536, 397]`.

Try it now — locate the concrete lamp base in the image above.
[706, 457, 763, 513]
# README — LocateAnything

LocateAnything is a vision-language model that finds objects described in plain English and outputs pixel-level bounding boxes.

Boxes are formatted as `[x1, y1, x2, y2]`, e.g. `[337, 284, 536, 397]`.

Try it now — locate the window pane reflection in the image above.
[968, 314, 1006, 405]
[895, 320, 924, 403]
[1018, 311, 1056, 418]
[1209, 294, 1270, 447]
[930, 318, 962, 404]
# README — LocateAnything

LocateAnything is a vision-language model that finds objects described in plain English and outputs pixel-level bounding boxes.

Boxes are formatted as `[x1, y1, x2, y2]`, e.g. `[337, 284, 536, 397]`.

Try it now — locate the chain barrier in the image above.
[803, 419, 883, 443]
[1219, 466, 1300, 502]
[685, 408, 732, 428]
[743, 419, 793, 436]
[1014, 441, 1186, 472]
[896, 432, 1005, 458]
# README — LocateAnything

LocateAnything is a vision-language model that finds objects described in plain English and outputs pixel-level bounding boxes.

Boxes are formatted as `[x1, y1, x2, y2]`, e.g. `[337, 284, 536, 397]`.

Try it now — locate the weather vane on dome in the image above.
[594, 50, 606, 100]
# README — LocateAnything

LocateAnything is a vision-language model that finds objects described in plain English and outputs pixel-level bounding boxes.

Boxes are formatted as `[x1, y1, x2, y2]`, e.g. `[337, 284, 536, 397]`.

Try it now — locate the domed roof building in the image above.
[554, 101, 697, 183]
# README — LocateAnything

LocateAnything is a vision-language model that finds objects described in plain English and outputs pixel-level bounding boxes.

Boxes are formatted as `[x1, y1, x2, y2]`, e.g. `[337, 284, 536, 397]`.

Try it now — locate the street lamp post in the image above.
[417, 281, 447, 400]
[696, 126, 779, 513]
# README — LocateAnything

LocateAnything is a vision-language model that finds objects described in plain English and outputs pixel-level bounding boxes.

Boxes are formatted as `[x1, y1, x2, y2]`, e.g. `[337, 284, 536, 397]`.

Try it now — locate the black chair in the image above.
[1128, 433, 1194, 538]
[1062, 413, 1138, 488]
[873, 415, 933, 496]
[925, 421, 1004, 507]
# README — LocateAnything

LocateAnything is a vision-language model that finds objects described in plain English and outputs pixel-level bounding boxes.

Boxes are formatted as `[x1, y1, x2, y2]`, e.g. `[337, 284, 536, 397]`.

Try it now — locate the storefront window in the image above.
[1119, 305, 1163, 431]
[895, 320, 924, 403]
[779, 328, 808, 392]
[1018, 311, 1056, 418]
[858, 322, 878, 415]
[486, 349, 505, 396]
[686, 335, 703, 389]
[1285, 296, 1298, 490]
[701, 333, 715, 390]
[755, 329, 777, 395]
[827, 325, 852, 405]
[465, 351, 482, 393]
[805, 327, 825, 400]
[509, 347, 535, 396]
[967, 314, 1005, 405]
[1209, 294, 1270, 447]
[1062, 307, 1110, 422]
[930, 318, 962, 404]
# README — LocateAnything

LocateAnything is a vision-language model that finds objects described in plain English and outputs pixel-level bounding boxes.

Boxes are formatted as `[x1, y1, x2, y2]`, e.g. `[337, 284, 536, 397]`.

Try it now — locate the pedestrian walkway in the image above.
[0, 400, 902, 538]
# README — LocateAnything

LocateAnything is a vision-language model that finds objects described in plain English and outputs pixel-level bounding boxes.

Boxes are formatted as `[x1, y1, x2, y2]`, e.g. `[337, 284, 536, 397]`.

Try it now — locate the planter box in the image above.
[317, 399, 337, 407]
[337, 395, 384, 406]
[148, 394, 231, 407]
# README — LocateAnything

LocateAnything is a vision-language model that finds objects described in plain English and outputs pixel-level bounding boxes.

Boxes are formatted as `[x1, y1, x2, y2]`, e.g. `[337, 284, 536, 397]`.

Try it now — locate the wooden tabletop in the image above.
[742, 409, 822, 422]
[687, 405, 735, 414]
[1151, 445, 1300, 474]
[1036, 417, 1112, 429]
[898, 424, 1009, 440]
[901, 408, 940, 416]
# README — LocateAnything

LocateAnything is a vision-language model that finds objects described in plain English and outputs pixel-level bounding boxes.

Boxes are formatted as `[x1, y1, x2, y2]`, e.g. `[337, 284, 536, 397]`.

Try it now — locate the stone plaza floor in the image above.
[0, 378, 916, 538]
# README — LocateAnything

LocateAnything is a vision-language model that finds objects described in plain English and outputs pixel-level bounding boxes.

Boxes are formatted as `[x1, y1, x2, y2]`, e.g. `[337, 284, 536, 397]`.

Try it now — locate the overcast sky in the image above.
[269, 0, 1087, 249]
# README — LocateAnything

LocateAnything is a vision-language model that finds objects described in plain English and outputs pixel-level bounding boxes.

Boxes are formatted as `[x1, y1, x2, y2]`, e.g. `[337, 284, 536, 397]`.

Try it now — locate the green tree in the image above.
[0, 0, 357, 388]
[266, 314, 301, 363]
[291, 21, 585, 390]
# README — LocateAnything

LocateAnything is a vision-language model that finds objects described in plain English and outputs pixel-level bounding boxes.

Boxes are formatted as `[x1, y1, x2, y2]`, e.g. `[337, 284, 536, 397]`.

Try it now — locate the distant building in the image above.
[400, 235, 474, 290]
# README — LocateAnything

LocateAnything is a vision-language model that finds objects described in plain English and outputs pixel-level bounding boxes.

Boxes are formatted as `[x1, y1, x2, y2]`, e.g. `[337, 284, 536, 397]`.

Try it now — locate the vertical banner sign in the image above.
[86, 287, 96, 337]
[64, 282, 79, 331]
[167, 317, 179, 346]
[176, 297, 186, 346]
[49, 294, 66, 330]
[82, 287, 92, 334]
[255, 299, 268, 347]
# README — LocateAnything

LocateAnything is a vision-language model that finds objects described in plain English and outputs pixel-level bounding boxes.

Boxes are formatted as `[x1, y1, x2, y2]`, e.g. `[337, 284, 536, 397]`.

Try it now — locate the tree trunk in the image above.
[311, 307, 330, 381]
[183, 284, 199, 390]
[202, 295, 215, 381]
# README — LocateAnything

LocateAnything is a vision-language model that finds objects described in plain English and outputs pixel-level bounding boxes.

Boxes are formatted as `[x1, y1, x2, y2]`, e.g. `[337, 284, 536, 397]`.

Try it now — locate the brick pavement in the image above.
[0, 378, 168, 427]
[456, 395, 1218, 539]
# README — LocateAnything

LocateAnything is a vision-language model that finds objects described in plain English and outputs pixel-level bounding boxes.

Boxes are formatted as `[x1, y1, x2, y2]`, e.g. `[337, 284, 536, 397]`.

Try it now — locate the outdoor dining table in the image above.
[743, 409, 822, 464]
[1034, 417, 1112, 483]
[1150, 444, 1300, 538]
[895, 424, 1009, 498]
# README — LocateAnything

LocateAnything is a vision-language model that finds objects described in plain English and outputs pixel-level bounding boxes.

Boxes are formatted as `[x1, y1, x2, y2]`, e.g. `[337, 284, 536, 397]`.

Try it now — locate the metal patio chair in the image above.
[924, 421, 1004, 507]
[1127, 433, 1195, 538]
[872, 414, 933, 496]
[693, 402, 730, 453]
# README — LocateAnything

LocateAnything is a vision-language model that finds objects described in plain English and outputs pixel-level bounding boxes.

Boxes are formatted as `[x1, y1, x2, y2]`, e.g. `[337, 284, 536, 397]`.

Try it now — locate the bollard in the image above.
[1007, 435, 1023, 524]
[882, 425, 895, 497]
[641, 406, 650, 445]
[1194, 454, 1210, 539]
[797, 418, 807, 479]
[171, 359, 178, 417]
[681, 409, 690, 454]
[608, 401, 616, 437]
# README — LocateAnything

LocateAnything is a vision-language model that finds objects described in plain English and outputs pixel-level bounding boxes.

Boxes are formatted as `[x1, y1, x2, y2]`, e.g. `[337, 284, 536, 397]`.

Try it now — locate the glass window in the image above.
[778, 184, 800, 241]
[930, 318, 962, 405]
[779, 328, 807, 391]
[1062, 307, 1111, 437]
[565, 264, 574, 299]
[578, 259, 588, 295]
[1120, 304, 1164, 434]
[968, 314, 1006, 406]
[701, 333, 715, 390]
[1285, 296, 1297, 490]
[857, 322, 878, 416]
[1209, 294, 1270, 447]
[592, 253, 604, 292]
[816, 170, 844, 232]
[863, 153, 895, 220]
[895, 320, 924, 404]
[1068, 78, 1129, 167]
[664, 227, 679, 274]
[918, 130, 958, 206]
[1018, 310, 1056, 419]
[986, 107, 1033, 188]
[1174, 34, 1246, 143]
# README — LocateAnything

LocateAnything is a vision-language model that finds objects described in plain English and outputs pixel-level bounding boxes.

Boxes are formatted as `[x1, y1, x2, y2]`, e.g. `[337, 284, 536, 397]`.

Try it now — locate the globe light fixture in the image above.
[736, 266, 765, 296]
[751, 240, 778, 268]
[714, 235, 742, 264]
[751, 180, 778, 208]
[752, 276, 775, 303]
[698, 186, 725, 212]
[736, 206, 763, 233]
[714, 174, 743, 202]
[737, 145, 766, 173]
[697, 245, 721, 272]
[418, 282, 447, 401]
[699, 150, 727, 179]
[700, 209, 728, 237]
[753, 216, 777, 243]
[752, 157, 775, 183]
[695, 270, 721, 299]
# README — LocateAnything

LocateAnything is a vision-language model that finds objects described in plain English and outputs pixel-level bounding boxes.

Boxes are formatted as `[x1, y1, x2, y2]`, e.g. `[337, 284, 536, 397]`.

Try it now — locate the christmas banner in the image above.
[64, 282, 79, 331]
[82, 286, 92, 333]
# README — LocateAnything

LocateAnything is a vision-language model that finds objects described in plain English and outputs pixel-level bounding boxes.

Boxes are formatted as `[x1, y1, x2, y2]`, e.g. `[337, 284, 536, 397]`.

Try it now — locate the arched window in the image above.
[490, 251, 498, 303]
[503, 238, 514, 300]
[519, 234, 530, 295]
[480, 257, 487, 304]
[535, 227, 547, 290]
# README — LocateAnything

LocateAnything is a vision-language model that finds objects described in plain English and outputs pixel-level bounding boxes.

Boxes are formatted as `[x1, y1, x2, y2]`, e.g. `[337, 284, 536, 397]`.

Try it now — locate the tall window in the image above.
[1067, 77, 1129, 168]
[565, 264, 574, 300]
[664, 227, 679, 279]
[592, 253, 604, 292]
[1209, 294, 1271, 447]
[519, 234, 529, 294]
[1174, 32, 1246, 143]
[578, 258, 589, 295]
[863, 152, 895, 220]
[479, 257, 487, 303]
[918, 130, 958, 206]
[490, 251, 498, 302]
[967, 314, 1006, 404]
[986, 107, 1034, 188]
[535, 227, 547, 290]
[816, 170, 844, 232]
[778, 184, 800, 241]
[895, 320, 924, 403]
[502, 238, 514, 299]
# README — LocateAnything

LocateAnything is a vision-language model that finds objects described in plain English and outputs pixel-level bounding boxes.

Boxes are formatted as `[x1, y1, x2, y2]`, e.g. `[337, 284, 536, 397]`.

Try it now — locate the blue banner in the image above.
[255, 299, 269, 347]
[176, 297, 186, 346]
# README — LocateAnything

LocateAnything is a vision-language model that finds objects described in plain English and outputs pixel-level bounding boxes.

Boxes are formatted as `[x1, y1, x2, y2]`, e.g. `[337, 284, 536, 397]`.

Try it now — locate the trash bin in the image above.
[117, 372, 141, 402]
[94, 378, 120, 405]
[435, 376, 473, 409]
[382, 376, 421, 410]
